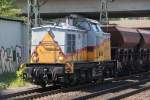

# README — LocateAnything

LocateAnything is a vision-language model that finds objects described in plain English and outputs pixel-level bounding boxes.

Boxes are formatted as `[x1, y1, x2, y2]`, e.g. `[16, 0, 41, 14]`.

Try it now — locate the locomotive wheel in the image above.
[40, 82, 46, 88]
[93, 75, 104, 84]
[99, 76, 104, 83]
[86, 69, 92, 82]
[69, 73, 78, 86]
[62, 73, 78, 86]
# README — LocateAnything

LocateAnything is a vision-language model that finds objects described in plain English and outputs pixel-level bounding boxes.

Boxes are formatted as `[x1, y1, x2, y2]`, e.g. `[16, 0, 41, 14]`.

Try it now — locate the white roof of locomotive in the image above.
[32, 23, 86, 33]
[85, 18, 100, 24]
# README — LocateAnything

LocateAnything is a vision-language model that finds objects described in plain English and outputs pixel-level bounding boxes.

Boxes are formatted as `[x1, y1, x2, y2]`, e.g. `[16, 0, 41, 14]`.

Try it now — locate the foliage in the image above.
[17, 63, 27, 80]
[0, 72, 30, 90]
[0, 72, 16, 89]
[9, 77, 26, 88]
[16, 67, 24, 79]
[0, 82, 8, 89]
[0, 0, 21, 17]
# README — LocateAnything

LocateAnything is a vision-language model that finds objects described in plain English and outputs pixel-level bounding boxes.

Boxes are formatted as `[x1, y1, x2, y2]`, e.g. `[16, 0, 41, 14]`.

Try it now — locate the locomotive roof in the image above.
[85, 18, 100, 24]
[68, 14, 100, 24]
[32, 24, 86, 33]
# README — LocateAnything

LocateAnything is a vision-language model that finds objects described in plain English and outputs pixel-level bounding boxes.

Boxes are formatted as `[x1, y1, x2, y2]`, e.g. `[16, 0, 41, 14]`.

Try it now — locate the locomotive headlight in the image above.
[58, 52, 64, 62]
[58, 56, 64, 61]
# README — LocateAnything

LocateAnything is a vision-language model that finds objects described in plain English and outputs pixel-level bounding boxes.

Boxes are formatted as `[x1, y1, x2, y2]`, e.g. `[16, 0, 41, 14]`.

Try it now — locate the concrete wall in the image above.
[16, 0, 150, 14]
[0, 18, 27, 74]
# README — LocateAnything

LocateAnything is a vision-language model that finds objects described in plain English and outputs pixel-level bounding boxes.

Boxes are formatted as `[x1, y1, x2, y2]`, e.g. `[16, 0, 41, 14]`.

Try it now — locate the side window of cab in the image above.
[66, 34, 76, 53]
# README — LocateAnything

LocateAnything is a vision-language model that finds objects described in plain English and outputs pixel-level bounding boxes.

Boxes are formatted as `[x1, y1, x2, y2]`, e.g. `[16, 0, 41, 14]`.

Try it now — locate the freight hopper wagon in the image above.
[102, 26, 150, 76]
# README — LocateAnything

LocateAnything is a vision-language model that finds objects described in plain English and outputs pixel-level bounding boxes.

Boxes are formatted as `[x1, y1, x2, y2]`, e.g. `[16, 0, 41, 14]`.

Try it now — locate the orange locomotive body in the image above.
[30, 21, 111, 64]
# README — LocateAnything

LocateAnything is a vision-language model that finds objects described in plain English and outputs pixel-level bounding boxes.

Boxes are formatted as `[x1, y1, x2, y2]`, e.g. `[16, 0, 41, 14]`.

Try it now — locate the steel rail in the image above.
[108, 83, 150, 100]
[72, 73, 150, 100]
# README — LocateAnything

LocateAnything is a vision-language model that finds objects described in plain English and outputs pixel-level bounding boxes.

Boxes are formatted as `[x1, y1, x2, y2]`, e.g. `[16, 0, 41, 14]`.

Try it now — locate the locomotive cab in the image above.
[72, 17, 111, 62]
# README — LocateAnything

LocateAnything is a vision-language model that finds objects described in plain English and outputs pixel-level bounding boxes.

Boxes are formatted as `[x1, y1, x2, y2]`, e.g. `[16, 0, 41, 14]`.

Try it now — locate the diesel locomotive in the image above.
[22, 15, 150, 87]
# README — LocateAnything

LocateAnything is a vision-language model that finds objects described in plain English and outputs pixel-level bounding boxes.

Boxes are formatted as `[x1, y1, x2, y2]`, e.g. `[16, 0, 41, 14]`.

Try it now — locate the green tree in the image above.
[0, 0, 21, 17]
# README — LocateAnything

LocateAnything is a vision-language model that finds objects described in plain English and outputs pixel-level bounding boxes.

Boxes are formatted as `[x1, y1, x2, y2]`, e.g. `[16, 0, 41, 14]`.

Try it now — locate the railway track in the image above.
[108, 86, 150, 100]
[108, 80, 150, 100]
[2, 85, 59, 100]
[73, 73, 150, 100]
[2, 71, 150, 100]
[3, 83, 96, 100]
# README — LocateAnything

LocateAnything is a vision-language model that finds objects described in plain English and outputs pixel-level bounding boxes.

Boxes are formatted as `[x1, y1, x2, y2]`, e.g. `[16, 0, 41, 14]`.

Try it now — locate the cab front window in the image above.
[91, 23, 102, 32]
[74, 20, 90, 31]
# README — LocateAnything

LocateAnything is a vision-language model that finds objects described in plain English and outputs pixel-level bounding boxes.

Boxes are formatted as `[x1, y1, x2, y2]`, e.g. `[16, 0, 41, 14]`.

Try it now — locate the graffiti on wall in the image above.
[0, 45, 22, 74]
